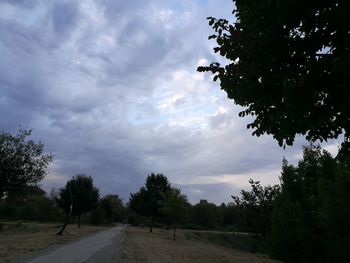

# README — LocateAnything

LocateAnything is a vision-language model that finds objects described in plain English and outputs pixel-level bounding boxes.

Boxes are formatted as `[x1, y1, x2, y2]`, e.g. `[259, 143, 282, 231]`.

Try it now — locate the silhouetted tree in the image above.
[232, 180, 280, 239]
[129, 173, 171, 232]
[160, 187, 188, 240]
[198, 0, 350, 147]
[99, 194, 125, 224]
[56, 175, 99, 229]
[0, 129, 53, 201]
[191, 200, 219, 229]
[270, 145, 350, 263]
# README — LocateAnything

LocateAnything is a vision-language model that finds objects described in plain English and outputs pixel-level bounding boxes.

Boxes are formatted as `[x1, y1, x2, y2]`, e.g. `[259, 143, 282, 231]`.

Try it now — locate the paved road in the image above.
[23, 226, 124, 263]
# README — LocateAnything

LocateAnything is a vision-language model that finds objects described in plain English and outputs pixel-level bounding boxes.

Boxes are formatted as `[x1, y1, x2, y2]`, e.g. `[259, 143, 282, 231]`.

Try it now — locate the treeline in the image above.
[127, 174, 245, 233]
[0, 129, 125, 227]
[0, 174, 126, 227]
[2, 129, 350, 262]
[126, 145, 350, 263]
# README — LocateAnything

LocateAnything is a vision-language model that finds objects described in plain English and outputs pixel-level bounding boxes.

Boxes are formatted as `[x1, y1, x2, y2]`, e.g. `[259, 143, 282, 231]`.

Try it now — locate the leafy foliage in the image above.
[0, 129, 53, 200]
[160, 187, 188, 240]
[129, 173, 171, 232]
[56, 174, 99, 227]
[198, 0, 350, 146]
[99, 194, 125, 223]
[270, 145, 350, 263]
[232, 180, 280, 239]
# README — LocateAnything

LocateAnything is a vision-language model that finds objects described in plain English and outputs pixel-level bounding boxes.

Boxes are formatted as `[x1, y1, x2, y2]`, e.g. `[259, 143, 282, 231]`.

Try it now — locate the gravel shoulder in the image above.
[119, 227, 282, 263]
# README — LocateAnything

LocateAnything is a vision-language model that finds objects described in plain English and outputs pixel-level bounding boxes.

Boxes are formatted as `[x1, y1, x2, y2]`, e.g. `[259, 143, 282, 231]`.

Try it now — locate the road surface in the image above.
[21, 226, 124, 263]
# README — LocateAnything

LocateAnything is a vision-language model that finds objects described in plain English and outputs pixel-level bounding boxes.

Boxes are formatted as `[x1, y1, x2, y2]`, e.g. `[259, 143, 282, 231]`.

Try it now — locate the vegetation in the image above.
[1, 127, 349, 262]
[129, 173, 171, 232]
[56, 174, 99, 234]
[0, 128, 53, 201]
[160, 187, 188, 240]
[198, 0, 350, 147]
[232, 180, 280, 240]
[270, 145, 350, 263]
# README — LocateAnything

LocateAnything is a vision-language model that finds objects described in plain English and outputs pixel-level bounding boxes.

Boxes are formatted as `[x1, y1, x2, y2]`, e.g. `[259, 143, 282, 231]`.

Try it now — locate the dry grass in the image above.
[118, 227, 282, 263]
[0, 222, 107, 263]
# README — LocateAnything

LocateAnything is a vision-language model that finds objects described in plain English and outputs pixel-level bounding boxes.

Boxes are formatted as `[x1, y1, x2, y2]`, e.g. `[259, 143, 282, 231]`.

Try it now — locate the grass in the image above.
[183, 230, 263, 253]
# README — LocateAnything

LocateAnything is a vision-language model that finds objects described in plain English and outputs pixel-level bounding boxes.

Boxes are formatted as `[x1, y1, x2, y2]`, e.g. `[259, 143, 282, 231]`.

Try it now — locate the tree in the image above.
[160, 187, 188, 240]
[191, 200, 220, 229]
[99, 194, 125, 224]
[0, 129, 54, 201]
[232, 180, 280, 239]
[129, 173, 171, 232]
[270, 144, 350, 263]
[198, 0, 350, 147]
[56, 174, 99, 229]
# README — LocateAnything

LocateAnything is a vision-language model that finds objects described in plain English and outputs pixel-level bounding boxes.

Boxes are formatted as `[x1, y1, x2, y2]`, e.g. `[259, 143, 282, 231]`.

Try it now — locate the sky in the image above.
[0, 0, 341, 204]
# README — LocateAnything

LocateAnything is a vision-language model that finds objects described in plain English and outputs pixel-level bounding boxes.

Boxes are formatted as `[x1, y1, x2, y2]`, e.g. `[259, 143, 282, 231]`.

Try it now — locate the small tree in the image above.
[57, 175, 99, 229]
[232, 180, 280, 239]
[160, 188, 188, 240]
[0, 129, 53, 201]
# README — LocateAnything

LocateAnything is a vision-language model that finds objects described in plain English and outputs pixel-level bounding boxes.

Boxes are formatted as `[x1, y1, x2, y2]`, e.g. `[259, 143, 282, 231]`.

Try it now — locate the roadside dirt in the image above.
[119, 227, 282, 263]
[0, 222, 107, 263]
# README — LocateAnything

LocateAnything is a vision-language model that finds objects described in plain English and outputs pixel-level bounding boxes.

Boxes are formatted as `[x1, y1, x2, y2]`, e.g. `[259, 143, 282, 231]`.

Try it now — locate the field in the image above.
[0, 222, 107, 263]
[119, 227, 282, 263]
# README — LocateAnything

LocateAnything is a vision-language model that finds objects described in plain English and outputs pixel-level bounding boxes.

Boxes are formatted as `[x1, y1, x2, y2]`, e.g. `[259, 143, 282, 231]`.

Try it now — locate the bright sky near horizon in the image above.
[0, 0, 340, 204]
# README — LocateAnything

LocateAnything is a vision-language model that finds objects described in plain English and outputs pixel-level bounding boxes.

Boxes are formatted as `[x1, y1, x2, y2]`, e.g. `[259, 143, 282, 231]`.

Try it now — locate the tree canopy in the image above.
[198, 0, 350, 147]
[56, 174, 99, 227]
[129, 173, 171, 232]
[0, 129, 53, 200]
[160, 187, 188, 240]
[270, 145, 350, 262]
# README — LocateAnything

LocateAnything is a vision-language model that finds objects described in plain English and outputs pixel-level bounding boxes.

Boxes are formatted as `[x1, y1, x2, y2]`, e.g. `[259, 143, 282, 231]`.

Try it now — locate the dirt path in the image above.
[119, 227, 282, 263]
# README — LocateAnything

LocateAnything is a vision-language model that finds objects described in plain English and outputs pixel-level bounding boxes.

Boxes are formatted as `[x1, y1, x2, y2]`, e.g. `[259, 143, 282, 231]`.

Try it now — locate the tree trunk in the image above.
[78, 214, 81, 228]
[56, 213, 70, 235]
[150, 215, 154, 232]
[173, 221, 176, 241]
[56, 186, 72, 235]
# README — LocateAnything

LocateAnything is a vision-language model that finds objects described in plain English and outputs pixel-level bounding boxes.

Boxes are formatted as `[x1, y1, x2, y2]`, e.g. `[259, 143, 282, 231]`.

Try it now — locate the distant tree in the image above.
[129, 186, 149, 219]
[198, 0, 350, 147]
[160, 187, 188, 240]
[232, 180, 280, 239]
[129, 173, 171, 232]
[191, 200, 220, 229]
[56, 175, 99, 229]
[219, 202, 240, 230]
[100, 194, 125, 224]
[0, 129, 53, 201]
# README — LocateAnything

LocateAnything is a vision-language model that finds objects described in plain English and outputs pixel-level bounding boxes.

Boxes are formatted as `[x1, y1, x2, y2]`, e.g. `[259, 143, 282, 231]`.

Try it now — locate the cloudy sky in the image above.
[0, 0, 341, 204]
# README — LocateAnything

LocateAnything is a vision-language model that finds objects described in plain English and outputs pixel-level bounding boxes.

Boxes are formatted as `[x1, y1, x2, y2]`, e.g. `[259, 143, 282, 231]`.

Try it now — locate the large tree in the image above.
[0, 129, 53, 201]
[56, 174, 99, 228]
[270, 145, 350, 263]
[129, 173, 171, 232]
[198, 0, 350, 147]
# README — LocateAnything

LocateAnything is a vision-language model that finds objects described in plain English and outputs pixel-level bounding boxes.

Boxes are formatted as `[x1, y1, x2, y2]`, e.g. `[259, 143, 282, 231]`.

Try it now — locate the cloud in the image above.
[0, 0, 341, 205]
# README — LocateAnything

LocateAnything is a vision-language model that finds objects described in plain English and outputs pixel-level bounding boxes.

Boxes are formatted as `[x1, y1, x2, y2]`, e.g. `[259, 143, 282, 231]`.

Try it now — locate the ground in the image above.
[0, 222, 107, 263]
[0, 224, 283, 263]
[118, 227, 282, 263]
